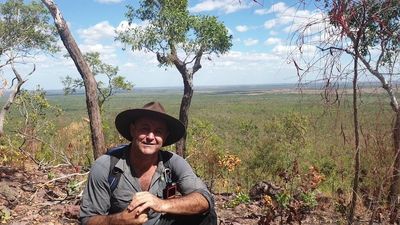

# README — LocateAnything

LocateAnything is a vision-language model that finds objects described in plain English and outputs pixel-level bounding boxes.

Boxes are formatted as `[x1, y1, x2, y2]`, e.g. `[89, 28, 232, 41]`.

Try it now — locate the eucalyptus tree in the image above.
[117, 0, 232, 157]
[62, 52, 134, 111]
[295, 0, 399, 222]
[42, 0, 106, 159]
[0, 0, 59, 137]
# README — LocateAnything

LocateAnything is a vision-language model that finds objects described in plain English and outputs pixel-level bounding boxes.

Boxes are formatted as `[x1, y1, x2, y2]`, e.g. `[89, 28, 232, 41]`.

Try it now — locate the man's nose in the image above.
[146, 131, 155, 139]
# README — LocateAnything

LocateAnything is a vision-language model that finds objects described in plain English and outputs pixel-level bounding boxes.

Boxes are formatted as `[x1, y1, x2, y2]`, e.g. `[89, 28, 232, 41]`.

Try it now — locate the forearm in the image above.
[160, 192, 209, 215]
[86, 214, 112, 225]
[85, 210, 147, 225]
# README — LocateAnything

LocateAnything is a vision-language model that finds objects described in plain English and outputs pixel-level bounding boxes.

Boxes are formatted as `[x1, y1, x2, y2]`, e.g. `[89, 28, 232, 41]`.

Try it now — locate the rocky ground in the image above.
[0, 164, 392, 225]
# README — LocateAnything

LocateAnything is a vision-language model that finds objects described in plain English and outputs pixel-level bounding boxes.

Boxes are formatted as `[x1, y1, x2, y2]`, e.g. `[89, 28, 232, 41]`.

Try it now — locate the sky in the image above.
[2, 0, 327, 90]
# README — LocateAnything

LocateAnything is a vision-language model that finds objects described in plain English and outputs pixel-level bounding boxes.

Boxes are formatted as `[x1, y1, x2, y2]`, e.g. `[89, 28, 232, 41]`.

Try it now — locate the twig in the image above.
[44, 172, 89, 185]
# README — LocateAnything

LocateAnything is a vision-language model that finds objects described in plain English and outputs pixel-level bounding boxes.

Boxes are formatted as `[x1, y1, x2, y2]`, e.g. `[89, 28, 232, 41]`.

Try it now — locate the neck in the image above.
[129, 147, 158, 174]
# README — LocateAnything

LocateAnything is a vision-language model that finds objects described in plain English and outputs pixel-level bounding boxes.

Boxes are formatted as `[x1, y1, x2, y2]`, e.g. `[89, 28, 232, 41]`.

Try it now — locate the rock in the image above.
[64, 205, 80, 220]
[0, 182, 18, 209]
[249, 181, 282, 201]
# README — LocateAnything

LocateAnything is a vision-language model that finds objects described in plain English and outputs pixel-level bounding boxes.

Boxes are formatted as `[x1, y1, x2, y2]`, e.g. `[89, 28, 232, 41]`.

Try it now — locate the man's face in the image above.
[130, 116, 169, 155]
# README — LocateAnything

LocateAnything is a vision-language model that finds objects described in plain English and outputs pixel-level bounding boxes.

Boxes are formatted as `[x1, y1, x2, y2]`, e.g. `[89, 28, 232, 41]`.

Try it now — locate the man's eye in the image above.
[155, 129, 165, 135]
[139, 127, 150, 132]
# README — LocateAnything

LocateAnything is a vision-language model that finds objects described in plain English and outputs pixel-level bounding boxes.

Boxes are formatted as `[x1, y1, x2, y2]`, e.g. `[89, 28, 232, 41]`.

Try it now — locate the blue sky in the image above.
[7, 0, 325, 90]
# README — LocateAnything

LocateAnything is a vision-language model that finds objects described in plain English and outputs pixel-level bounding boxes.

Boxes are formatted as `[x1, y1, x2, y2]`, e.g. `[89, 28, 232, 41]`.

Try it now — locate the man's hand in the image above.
[86, 208, 148, 225]
[119, 208, 149, 225]
[127, 191, 209, 216]
[128, 192, 165, 215]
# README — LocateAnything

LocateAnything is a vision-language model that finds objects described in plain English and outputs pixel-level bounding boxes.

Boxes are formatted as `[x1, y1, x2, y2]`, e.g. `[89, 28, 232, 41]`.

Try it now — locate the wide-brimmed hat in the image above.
[115, 101, 186, 146]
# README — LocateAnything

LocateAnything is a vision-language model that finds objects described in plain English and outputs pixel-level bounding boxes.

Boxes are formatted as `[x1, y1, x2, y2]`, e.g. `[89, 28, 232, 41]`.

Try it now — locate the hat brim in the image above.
[115, 108, 186, 146]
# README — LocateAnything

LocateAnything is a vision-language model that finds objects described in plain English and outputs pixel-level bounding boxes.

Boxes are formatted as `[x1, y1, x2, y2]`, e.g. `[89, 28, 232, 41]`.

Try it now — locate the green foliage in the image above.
[62, 52, 133, 110]
[47, 171, 56, 180]
[0, 207, 11, 224]
[4, 88, 62, 165]
[248, 112, 310, 181]
[187, 118, 225, 191]
[0, 0, 59, 56]
[224, 192, 251, 208]
[299, 191, 318, 209]
[1, 88, 396, 205]
[117, 0, 232, 67]
[276, 192, 291, 208]
[67, 179, 79, 195]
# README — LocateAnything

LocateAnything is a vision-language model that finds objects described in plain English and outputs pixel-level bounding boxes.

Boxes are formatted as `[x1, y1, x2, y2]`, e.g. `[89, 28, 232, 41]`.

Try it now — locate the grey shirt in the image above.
[79, 149, 214, 225]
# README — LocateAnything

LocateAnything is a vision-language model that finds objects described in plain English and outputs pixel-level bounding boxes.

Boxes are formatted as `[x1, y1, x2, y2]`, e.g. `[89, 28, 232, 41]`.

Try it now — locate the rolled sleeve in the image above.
[168, 154, 215, 211]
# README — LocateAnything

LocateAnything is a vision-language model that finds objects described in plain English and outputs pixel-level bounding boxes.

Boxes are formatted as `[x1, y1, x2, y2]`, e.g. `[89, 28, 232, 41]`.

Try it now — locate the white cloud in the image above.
[79, 43, 117, 62]
[189, 0, 251, 14]
[264, 19, 278, 29]
[95, 0, 124, 3]
[78, 21, 116, 43]
[272, 44, 316, 57]
[260, 1, 327, 36]
[267, 2, 288, 14]
[116, 20, 140, 33]
[194, 50, 298, 86]
[255, 2, 287, 15]
[235, 25, 248, 33]
[265, 37, 282, 45]
[243, 38, 259, 46]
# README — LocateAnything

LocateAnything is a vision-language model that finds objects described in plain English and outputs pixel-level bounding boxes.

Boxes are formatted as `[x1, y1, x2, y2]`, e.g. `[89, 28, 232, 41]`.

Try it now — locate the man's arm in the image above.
[128, 191, 209, 216]
[85, 209, 148, 225]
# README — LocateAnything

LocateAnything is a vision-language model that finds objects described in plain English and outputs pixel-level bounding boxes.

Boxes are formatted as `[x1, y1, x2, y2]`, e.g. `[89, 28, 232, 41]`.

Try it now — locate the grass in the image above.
[0, 86, 396, 197]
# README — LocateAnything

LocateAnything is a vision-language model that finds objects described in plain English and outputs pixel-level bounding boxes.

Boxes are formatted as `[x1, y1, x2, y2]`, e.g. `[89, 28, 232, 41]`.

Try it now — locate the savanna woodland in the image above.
[0, 0, 399, 224]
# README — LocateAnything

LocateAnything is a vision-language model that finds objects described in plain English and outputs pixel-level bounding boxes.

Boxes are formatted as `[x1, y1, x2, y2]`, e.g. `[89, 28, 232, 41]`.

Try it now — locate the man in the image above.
[80, 101, 216, 225]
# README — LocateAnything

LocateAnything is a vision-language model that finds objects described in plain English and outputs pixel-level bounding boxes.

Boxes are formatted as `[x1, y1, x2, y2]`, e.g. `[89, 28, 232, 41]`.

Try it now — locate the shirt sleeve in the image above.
[169, 153, 215, 211]
[79, 155, 112, 225]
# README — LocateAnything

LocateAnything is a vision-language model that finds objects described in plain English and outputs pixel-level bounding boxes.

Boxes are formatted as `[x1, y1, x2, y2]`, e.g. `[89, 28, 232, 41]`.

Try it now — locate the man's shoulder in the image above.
[89, 154, 113, 177]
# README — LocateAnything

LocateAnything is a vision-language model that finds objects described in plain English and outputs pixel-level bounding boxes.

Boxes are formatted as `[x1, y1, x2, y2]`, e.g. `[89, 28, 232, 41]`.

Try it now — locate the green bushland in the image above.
[0, 87, 395, 205]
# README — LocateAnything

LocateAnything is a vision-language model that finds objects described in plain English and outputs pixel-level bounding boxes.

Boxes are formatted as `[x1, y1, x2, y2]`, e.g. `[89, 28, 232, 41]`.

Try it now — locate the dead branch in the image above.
[44, 171, 89, 185]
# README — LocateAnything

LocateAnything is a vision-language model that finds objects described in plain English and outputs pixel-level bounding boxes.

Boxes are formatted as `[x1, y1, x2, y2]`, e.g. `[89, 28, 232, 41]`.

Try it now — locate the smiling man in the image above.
[79, 101, 216, 225]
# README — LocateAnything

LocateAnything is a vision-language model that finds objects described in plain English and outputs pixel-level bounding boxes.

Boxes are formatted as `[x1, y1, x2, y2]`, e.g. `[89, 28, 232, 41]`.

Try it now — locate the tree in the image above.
[0, 0, 59, 137]
[42, 0, 106, 159]
[295, 0, 399, 222]
[116, 0, 232, 157]
[62, 52, 134, 111]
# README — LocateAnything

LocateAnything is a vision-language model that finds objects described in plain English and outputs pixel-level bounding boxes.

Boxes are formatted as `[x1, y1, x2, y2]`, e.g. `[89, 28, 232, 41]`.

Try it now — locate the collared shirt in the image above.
[79, 149, 214, 225]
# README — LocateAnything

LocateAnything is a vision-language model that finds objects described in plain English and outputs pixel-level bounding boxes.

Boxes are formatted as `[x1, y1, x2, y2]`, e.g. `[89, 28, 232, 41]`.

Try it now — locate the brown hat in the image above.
[115, 101, 185, 146]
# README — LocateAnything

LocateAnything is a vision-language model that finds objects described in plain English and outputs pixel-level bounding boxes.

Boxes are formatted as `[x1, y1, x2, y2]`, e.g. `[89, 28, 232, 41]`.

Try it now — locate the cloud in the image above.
[272, 44, 316, 57]
[255, 2, 287, 15]
[116, 20, 141, 33]
[235, 25, 248, 33]
[189, 0, 251, 14]
[94, 0, 124, 3]
[243, 38, 259, 46]
[264, 19, 278, 29]
[265, 37, 282, 45]
[259, 1, 326, 35]
[78, 21, 116, 43]
[194, 50, 299, 86]
[79, 43, 118, 62]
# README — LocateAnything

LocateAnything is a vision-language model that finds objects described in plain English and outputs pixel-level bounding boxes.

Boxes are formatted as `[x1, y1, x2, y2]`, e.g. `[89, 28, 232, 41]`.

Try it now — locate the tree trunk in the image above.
[42, 0, 105, 159]
[0, 63, 29, 136]
[176, 72, 194, 158]
[389, 111, 400, 222]
[348, 56, 360, 225]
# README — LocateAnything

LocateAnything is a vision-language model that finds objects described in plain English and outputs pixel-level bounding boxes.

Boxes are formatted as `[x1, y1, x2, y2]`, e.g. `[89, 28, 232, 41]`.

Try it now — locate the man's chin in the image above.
[139, 146, 159, 155]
